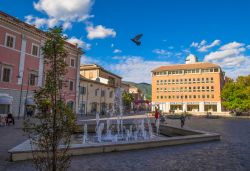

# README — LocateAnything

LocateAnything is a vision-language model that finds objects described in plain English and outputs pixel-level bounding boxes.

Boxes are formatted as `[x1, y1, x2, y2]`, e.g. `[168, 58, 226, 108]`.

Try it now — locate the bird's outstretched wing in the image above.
[133, 34, 143, 41]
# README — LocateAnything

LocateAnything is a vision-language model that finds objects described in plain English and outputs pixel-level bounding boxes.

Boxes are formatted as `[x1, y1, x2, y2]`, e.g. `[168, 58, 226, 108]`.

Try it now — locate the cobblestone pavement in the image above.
[1, 116, 250, 171]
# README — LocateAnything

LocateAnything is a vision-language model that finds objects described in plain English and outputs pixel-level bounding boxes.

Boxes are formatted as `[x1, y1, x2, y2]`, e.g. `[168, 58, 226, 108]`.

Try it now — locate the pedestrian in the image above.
[180, 114, 186, 128]
[6, 113, 15, 126]
[155, 105, 160, 124]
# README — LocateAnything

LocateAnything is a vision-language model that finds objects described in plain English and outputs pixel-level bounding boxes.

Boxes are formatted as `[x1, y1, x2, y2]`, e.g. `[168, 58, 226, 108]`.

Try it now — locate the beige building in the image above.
[80, 64, 122, 87]
[79, 64, 122, 115]
[151, 55, 225, 114]
[78, 77, 115, 115]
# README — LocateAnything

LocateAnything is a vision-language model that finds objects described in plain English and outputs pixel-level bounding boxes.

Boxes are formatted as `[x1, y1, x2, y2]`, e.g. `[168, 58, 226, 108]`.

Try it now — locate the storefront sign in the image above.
[187, 102, 199, 105]
[170, 102, 182, 105]
[204, 102, 217, 105]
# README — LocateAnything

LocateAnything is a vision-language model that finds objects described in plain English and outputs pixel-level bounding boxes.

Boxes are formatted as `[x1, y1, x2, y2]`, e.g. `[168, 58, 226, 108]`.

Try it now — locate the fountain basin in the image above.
[9, 124, 220, 161]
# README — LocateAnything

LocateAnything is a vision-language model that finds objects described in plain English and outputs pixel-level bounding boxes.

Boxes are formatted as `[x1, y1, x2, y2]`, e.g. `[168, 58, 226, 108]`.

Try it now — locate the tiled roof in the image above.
[152, 62, 220, 72]
[80, 64, 122, 78]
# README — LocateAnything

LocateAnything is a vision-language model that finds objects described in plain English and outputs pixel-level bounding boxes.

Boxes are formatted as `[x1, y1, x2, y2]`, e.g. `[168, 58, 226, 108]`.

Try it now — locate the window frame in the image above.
[31, 43, 39, 57]
[5, 33, 16, 49]
[1, 65, 12, 83]
[69, 80, 74, 91]
[70, 57, 76, 68]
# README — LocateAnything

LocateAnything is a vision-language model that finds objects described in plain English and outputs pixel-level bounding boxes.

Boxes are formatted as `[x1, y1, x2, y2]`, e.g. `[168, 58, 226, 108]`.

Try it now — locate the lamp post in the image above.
[17, 71, 24, 120]
[23, 74, 38, 119]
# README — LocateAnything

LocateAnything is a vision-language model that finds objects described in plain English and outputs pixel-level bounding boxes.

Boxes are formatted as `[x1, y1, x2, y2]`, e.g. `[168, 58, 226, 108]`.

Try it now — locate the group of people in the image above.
[0, 113, 15, 126]
[154, 105, 187, 128]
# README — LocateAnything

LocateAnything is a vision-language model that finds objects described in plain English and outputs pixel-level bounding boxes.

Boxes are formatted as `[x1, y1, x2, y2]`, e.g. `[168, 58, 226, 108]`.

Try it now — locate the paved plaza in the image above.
[0, 116, 250, 171]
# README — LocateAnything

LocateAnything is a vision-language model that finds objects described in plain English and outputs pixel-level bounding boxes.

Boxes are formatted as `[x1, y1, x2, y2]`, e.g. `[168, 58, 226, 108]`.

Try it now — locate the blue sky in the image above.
[1, 0, 250, 83]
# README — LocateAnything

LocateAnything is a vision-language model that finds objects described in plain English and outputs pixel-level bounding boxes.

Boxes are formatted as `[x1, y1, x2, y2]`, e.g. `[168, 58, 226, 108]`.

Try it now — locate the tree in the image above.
[122, 91, 134, 112]
[221, 75, 250, 112]
[24, 27, 77, 171]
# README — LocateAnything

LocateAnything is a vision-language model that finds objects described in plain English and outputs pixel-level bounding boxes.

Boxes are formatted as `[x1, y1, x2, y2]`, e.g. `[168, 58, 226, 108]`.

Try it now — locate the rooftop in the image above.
[0, 11, 83, 53]
[152, 62, 220, 72]
[80, 64, 122, 79]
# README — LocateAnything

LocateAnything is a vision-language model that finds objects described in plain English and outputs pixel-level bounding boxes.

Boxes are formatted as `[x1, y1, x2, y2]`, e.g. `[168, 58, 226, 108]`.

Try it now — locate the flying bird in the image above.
[131, 34, 143, 46]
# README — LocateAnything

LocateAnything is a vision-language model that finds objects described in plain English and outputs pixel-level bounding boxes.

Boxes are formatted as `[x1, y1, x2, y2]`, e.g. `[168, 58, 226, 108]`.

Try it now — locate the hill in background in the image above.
[123, 81, 152, 100]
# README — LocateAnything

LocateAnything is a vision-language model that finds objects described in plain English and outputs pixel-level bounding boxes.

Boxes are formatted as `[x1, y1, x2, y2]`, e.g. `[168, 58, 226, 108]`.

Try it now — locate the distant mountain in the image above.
[123, 81, 152, 100]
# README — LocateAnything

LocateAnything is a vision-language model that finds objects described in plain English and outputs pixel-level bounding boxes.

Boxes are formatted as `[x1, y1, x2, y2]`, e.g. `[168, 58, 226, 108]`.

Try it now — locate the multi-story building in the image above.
[78, 76, 115, 115]
[80, 64, 122, 87]
[151, 55, 225, 114]
[0, 11, 82, 117]
[79, 64, 122, 115]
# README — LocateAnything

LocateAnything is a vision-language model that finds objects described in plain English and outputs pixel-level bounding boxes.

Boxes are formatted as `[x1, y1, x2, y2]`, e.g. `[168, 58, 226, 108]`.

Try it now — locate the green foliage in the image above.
[123, 81, 152, 100]
[221, 75, 250, 111]
[23, 27, 77, 171]
[122, 91, 134, 111]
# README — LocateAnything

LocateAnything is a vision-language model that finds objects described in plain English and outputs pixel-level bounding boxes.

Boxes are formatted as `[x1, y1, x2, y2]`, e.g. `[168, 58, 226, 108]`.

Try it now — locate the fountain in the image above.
[8, 88, 221, 161]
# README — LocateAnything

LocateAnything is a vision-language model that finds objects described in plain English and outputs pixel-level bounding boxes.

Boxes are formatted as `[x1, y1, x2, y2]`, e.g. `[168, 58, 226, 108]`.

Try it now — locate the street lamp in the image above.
[23, 74, 38, 119]
[17, 71, 24, 120]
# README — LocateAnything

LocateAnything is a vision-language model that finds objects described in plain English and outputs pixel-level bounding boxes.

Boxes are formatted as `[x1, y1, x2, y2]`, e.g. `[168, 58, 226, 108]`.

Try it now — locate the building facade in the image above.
[0, 11, 82, 117]
[78, 77, 115, 115]
[79, 64, 122, 115]
[151, 55, 225, 114]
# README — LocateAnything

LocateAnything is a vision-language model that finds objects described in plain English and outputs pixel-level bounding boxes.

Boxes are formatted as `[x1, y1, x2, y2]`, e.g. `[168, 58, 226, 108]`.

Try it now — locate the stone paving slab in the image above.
[1, 116, 250, 171]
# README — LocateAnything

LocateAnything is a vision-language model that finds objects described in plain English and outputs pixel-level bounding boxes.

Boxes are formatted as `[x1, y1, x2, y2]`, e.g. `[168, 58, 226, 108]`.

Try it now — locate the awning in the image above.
[0, 95, 13, 105]
[25, 98, 36, 106]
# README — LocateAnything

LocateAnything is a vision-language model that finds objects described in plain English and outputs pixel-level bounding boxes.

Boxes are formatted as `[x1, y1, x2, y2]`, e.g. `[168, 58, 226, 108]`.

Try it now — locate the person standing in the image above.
[180, 114, 186, 128]
[154, 105, 160, 124]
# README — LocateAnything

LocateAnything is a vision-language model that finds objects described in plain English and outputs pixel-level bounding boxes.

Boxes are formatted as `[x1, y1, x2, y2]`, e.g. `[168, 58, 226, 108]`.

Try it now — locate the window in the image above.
[168, 96, 171, 99]
[211, 95, 214, 98]
[95, 89, 99, 96]
[189, 95, 192, 98]
[193, 95, 196, 99]
[202, 78, 205, 83]
[206, 78, 209, 83]
[202, 86, 205, 92]
[5, 34, 15, 48]
[202, 95, 205, 99]
[109, 91, 113, 98]
[206, 86, 210, 92]
[32, 44, 39, 56]
[80, 86, 86, 95]
[185, 95, 187, 99]
[101, 90, 105, 97]
[193, 86, 196, 92]
[197, 86, 200, 92]
[193, 78, 196, 83]
[69, 80, 74, 91]
[198, 95, 200, 98]
[29, 72, 37, 86]
[2, 66, 12, 82]
[211, 86, 214, 92]
[214, 68, 219, 72]
[207, 95, 210, 98]
[189, 87, 192, 92]
[197, 78, 200, 83]
[70, 58, 76, 67]
[211, 77, 214, 83]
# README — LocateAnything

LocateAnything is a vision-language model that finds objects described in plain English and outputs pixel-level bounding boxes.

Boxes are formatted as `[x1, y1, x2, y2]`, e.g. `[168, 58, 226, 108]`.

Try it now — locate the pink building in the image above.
[0, 11, 82, 117]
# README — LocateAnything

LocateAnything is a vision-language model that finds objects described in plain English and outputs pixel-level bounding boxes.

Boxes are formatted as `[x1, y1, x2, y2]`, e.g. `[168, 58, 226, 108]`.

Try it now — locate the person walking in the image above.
[180, 114, 186, 128]
[154, 105, 160, 124]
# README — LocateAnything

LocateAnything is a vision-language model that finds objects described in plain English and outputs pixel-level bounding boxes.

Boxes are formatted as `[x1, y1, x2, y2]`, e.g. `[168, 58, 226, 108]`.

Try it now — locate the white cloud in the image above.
[191, 39, 221, 52]
[26, 0, 94, 30]
[67, 37, 91, 50]
[86, 24, 116, 39]
[25, 15, 57, 28]
[220, 41, 244, 50]
[247, 45, 250, 49]
[81, 55, 100, 64]
[113, 49, 122, 54]
[204, 41, 250, 79]
[153, 49, 172, 56]
[34, 0, 93, 21]
[108, 56, 171, 83]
